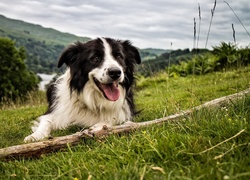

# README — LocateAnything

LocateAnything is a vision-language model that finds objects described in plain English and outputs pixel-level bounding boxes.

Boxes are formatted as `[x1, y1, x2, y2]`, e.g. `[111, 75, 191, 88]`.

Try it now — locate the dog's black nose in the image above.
[108, 67, 122, 80]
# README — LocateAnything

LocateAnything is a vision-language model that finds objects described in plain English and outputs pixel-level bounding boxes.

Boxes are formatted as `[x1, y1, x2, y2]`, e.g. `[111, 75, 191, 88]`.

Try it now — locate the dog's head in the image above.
[58, 37, 141, 101]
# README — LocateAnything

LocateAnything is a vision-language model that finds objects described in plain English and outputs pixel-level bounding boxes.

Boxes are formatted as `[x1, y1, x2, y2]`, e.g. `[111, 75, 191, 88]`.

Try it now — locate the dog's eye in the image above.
[92, 56, 101, 63]
[116, 54, 124, 61]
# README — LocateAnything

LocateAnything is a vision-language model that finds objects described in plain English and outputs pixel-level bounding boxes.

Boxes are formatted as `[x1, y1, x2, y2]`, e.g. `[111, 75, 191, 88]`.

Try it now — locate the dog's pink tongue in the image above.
[102, 83, 120, 101]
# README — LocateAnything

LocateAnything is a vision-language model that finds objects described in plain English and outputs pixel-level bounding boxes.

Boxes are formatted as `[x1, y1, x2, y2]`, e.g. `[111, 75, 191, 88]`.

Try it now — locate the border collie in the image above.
[24, 37, 141, 142]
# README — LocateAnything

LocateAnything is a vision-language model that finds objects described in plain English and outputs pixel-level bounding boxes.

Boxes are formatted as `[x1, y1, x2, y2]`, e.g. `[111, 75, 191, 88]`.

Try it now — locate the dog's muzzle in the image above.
[93, 67, 123, 101]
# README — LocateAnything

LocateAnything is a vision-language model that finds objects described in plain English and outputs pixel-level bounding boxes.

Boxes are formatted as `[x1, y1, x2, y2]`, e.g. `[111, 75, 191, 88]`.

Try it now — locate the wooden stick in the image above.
[0, 88, 250, 160]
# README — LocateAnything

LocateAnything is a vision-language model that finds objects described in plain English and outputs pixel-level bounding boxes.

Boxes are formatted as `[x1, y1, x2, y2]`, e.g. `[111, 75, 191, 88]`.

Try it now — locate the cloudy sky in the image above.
[0, 0, 249, 49]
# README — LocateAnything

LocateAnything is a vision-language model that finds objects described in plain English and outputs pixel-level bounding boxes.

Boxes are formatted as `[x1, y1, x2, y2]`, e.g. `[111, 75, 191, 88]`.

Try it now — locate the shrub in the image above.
[166, 42, 249, 77]
[0, 37, 39, 102]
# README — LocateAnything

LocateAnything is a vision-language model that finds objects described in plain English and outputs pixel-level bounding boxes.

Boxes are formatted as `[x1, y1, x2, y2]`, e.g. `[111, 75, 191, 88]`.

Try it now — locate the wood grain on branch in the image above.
[0, 88, 250, 160]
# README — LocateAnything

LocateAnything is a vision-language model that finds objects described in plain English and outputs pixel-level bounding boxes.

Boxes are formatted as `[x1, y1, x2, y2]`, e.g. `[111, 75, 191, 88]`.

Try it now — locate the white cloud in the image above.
[0, 0, 249, 49]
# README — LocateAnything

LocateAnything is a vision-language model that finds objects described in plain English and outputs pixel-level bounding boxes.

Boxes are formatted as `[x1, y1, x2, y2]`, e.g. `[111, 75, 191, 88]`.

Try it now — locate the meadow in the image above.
[0, 66, 250, 179]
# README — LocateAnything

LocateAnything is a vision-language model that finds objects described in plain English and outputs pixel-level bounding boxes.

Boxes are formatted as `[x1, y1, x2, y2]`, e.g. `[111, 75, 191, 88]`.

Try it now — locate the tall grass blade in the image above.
[205, 0, 217, 49]
[193, 18, 197, 50]
[196, 3, 201, 50]
[232, 23, 236, 44]
[167, 42, 173, 91]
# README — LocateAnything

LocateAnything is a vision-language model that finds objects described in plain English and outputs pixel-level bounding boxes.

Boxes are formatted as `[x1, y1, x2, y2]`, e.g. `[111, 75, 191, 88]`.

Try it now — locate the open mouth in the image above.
[94, 78, 120, 101]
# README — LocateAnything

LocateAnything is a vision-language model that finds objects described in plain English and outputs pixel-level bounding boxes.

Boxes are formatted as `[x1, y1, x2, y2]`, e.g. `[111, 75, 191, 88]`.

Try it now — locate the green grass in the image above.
[135, 66, 250, 121]
[0, 66, 250, 179]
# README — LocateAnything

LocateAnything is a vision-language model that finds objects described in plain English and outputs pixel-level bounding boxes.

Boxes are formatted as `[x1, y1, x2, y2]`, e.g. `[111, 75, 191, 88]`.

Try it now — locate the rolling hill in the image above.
[0, 14, 168, 74]
[0, 15, 90, 47]
[0, 15, 91, 74]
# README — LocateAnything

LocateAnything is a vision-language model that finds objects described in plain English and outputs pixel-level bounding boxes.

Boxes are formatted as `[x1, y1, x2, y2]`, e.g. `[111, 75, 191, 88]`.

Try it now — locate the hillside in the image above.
[142, 48, 169, 56]
[0, 15, 90, 73]
[0, 14, 166, 74]
[0, 15, 91, 74]
[140, 48, 170, 61]
[0, 15, 91, 46]
[139, 48, 211, 76]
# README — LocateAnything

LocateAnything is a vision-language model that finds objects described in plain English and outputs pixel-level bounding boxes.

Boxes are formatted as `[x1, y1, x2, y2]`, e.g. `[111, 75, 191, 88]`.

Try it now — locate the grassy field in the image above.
[0, 66, 250, 179]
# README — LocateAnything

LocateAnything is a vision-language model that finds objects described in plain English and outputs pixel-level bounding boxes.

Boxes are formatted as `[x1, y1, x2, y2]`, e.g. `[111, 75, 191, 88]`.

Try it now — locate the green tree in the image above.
[0, 37, 39, 102]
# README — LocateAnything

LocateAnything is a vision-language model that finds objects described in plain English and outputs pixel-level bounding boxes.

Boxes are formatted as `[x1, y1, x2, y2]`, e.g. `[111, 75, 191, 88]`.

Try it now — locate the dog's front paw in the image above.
[24, 132, 47, 143]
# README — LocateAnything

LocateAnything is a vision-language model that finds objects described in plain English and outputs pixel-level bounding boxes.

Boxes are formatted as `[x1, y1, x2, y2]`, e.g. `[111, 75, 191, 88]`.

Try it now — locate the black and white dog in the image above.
[24, 37, 141, 142]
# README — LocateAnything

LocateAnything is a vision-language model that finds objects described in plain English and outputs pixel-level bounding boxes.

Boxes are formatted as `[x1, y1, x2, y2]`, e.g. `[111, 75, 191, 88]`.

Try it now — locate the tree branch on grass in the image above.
[0, 88, 250, 160]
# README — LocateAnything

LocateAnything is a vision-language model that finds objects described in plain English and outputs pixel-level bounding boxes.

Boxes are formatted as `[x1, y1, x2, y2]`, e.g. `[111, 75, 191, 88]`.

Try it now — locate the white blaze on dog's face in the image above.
[89, 38, 125, 101]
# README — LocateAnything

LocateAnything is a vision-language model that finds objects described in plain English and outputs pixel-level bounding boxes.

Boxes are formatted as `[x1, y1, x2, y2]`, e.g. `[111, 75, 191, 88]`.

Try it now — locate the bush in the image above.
[167, 42, 250, 77]
[0, 37, 39, 102]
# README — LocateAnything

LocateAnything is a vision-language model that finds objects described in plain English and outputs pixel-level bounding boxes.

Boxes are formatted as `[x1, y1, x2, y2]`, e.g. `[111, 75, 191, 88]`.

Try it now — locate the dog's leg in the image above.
[24, 115, 52, 142]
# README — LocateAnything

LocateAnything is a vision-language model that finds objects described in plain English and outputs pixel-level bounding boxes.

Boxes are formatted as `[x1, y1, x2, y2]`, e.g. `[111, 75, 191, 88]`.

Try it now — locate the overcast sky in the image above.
[0, 0, 249, 49]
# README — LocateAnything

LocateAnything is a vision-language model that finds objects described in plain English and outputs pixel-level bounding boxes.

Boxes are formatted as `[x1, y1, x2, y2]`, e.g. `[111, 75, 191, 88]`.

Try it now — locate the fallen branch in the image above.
[0, 88, 250, 160]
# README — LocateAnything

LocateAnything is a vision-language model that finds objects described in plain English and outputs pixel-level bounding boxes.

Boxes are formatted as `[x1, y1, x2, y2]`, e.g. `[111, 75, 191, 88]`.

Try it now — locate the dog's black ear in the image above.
[58, 42, 82, 68]
[123, 40, 141, 64]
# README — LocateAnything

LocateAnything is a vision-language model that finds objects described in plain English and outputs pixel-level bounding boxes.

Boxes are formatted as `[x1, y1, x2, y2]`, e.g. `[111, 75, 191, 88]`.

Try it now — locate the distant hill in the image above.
[0, 14, 169, 74]
[138, 48, 211, 76]
[140, 48, 169, 61]
[0, 15, 90, 46]
[141, 48, 170, 56]
[0, 15, 91, 74]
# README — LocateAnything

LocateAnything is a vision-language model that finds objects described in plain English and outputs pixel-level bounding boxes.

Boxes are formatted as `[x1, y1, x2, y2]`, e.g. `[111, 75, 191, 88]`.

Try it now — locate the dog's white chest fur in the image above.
[51, 69, 131, 128]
